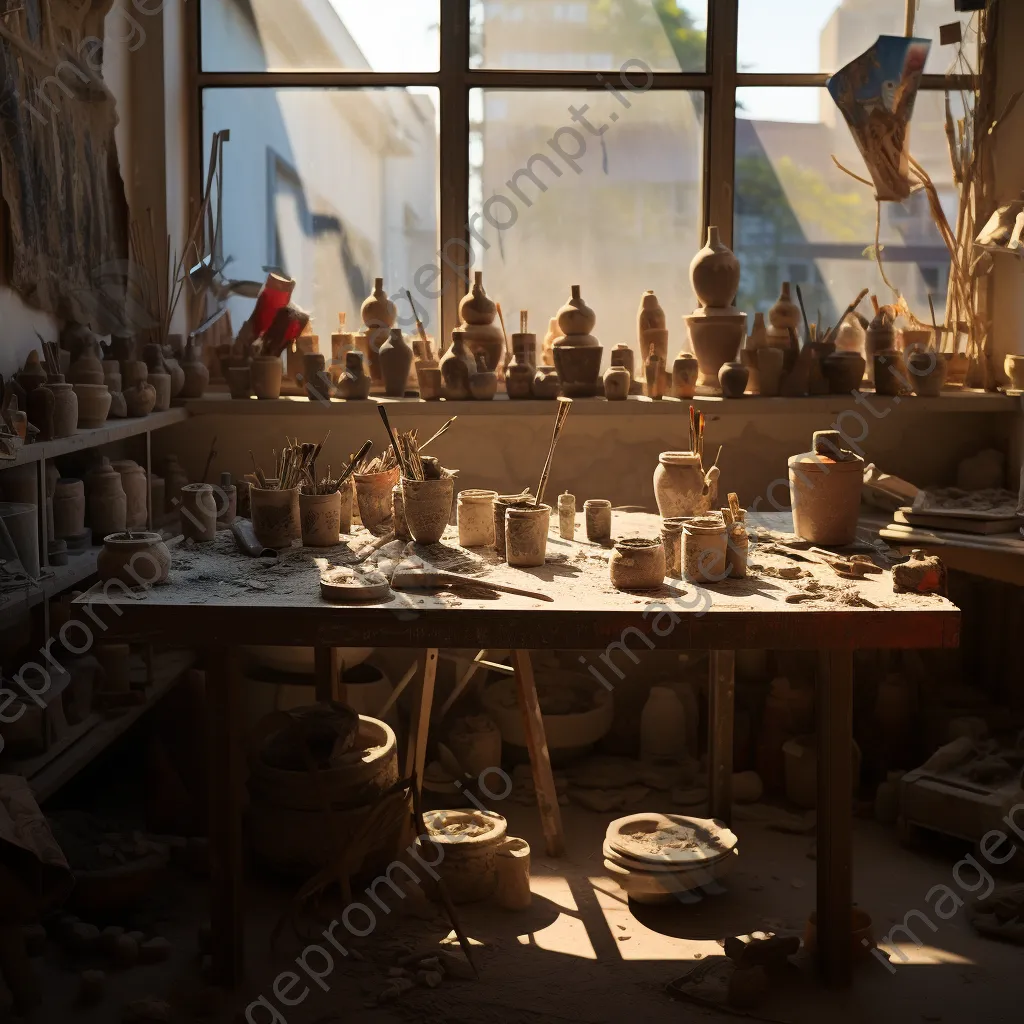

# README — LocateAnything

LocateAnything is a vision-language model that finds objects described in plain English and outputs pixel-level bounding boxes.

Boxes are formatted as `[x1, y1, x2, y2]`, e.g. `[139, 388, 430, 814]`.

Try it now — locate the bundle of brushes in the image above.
[250, 432, 331, 491]
[362, 413, 459, 481]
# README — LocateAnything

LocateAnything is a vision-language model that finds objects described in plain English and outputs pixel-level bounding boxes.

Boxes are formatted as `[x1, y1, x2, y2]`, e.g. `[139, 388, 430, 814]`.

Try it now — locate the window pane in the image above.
[738, 0, 976, 76]
[734, 86, 955, 327]
[469, 89, 704, 362]
[202, 88, 439, 339]
[201, 0, 439, 72]
[470, 0, 707, 71]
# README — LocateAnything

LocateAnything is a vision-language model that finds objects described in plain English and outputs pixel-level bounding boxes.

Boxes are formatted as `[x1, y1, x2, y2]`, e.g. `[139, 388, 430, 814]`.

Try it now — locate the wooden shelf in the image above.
[0, 546, 101, 625]
[5, 407, 188, 468]
[5, 648, 196, 803]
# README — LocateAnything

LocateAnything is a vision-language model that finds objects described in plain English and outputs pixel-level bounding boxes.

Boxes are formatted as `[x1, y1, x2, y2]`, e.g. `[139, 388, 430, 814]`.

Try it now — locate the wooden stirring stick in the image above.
[534, 397, 572, 508]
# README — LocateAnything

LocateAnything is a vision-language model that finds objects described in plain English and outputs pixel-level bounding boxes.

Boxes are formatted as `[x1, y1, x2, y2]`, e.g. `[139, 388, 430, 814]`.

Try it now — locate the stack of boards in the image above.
[603, 812, 738, 905]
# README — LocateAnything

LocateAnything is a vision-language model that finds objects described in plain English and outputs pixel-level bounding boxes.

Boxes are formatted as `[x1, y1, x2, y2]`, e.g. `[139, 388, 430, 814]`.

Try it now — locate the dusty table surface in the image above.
[74, 511, 960, 651]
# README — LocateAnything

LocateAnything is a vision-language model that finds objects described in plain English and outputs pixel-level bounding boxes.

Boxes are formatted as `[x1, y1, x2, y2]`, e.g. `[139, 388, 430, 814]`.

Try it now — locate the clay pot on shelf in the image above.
[822, 350, 866, 394]
[1004, 353, 1024, 390]
[637, 291, 668, 371]
[689, 226, 740, 308]
[672, 353, 699, 400]
[68, 337, 105, 386]
[180, 340, 209, 399]
[402, 475, 455, 545]
[124, 381, 157, 418]
[97, 532, 171, 588]
[504, 501, 551, 567]
[645, 351, 665, 400]
[53, 478, 86, 539]
[557, 284, 597, 336]
[873, 350, 906, 396]
[300, 489, 342, 547]
[354, 467, 400, 536]
[685, 311, 746, 388]
[440, 331, 476, 400]
[108, 391, 127, 418]
[654, 452, 719, 518]
[683, 515, 728, 583]
[17, 349, 48, 393]
[552, 344, 603, 398]
[788, 440, 864, 546]
[73, 384, 112, 428]
[163, 336, 187, 397]
[532, 366, 560, 399]
[584, 498, 612, 542]
[252, 356, 283, 400]
[506, 363, 534, 399]
[719, 361, 749, 398]
[609, 538, 666, 591]
[899, 327, 932, 358]
[469, 353, 498, 401]
[27, 385, 55, 440]
[337, 351, 372, 400]
[122, 361, 148, 390]
[48, 377, 79, 438]
[249, 486, 300, 549]
[149, 372, 172, 411]
[756, 347, 785, 397]
[112, 460, 148, 530]
[457, 489, 497, 547]
[510, 332, 537, 371]
[227, 365, 253, 399]
[378, 328, 415, 398]
[459, 272, 505, 372]
[603, 365, 630, 400]
[301, 353, 332, 402]
[88, 460, 127, 541]
[416, 364, 443, 401]
[610, 344, 637, 387]
[908, 350, 947, 397]
[180, 483, 218, 541]
[865, 311, 896, 379]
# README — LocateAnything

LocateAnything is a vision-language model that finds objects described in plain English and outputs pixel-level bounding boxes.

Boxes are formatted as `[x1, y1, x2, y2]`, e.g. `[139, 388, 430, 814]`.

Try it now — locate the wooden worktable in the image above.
[74, 512, 959, 990]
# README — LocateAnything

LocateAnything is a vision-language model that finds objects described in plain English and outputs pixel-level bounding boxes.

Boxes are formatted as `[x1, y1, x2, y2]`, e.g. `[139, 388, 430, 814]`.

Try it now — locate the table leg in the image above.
[511, 650, 565, 857]
[206, 647, 244, 987]
[314, 646, 336, 703]
[816, 650, 854, 987]
[405, 649, 438, 793]
[708, 650, 735, 824]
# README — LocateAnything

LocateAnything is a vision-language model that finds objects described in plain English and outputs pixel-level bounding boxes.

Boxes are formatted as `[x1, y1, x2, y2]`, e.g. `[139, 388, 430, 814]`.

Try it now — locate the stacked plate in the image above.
[603, 812, 738, 905]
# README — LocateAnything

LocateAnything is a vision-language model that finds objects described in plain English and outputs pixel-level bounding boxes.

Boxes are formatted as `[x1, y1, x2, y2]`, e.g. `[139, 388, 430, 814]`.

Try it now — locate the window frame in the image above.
[189, 0, 971, 344]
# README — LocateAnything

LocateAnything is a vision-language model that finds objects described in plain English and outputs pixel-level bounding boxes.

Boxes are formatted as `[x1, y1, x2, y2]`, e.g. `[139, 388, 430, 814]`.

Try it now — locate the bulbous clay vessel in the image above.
[610, 538, 666, 591]
[469, 360, 498, 401]
[654, 451, 720, 518]
[125, 380, 157, 417]
[68, 336, 105, 386]
[360, 278, 397, 384]
[672, 353, 699, 399]
[378, 328, 415, 397]
[689, 226, 740, 308]
[122, 360, 148, 390]
[97, 532, 170, 589]
[553, 285, 601, 397]
[73, 384, 112, 428]
[908, 350, 947, 397]
[337, 351, 372, 400]
[180, 339, 209, 399]
[456, 272, 505, 371]
[460, 271, 497, 325]
[603, 365, 630, 400]
[719, 361, 749, 398]
[440, 330, 476, 400]
[556, 285, 597, 337]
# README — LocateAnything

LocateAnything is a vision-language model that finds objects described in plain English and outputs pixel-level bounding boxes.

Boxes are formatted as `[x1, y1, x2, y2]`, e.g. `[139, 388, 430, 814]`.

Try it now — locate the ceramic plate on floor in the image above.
[606, 813, 738, 866]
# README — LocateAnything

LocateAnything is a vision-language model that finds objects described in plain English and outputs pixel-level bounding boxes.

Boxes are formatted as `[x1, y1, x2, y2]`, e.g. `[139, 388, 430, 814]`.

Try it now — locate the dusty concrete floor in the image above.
[30, 804, 1022, 1024]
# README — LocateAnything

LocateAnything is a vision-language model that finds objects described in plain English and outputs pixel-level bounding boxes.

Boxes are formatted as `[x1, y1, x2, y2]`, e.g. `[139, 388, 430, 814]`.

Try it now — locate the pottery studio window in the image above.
[194, 0, 972, 349]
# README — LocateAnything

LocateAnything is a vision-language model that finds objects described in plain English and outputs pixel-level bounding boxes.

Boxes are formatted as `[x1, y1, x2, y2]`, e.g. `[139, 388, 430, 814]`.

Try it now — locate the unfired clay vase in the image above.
[73, 384, 112, 428]
[532, 366, 560, 399]
[908, 350, 947, 397]
[822, 351, 866, 393]
[124, 381, 157, 418]
[873, 350, 906, 396]
[689, 226, 740, 308]
[45, 377, 78, 438]
[250, 486, 300, 549]
[53, 478, 86, 539]
[337, 351, 372, 400]
[609, 538, 666, 591]
[227, 366, 252, 399]
[603, 365, 630, 400]
[685, 310, 746, 388]
[645, 350, 665, 400]
[440, 330, 475, 400]
[493, 493, 533, 561]
[359, 278, 397, 385]
[683, 515, 728, 583]
[180, 340, 209, 399]
[112, 460, 148, 530]
[558, 492, 575, 540]
[379, 328, 415, 397]
[180, 483, 218, 541]
[300, 490, 342, 547]
[788, 432, 864, 545]
[719, 361, 749, 398]
[97, 532, 170, 588]
[402, 475, 455, 545]
[149, 372, 172, 411]
[756, 347, 785, 397]
[504, 502, 550, 567]
[252, 356, 283, 400]
[88, 460, 127, 540]
[458, 490, 496, 547]
[672, 353, 699, 399]
[766, 283, 801, 352]
[469, 353, 498, 400]
[506, 363, 533, 399]
[458, 272, 505, 371]
[417, 363, 444, 400]
[584, 499, 612, 542]
[354, 467, 399, 536]
[552, 286, 602, 397]
[1004, 353, 1024, 390]
[654, 452, 719, 518]
[610, 344, 639, 394]
[68, 336, 105, 386]
[637, 291, 668, 373]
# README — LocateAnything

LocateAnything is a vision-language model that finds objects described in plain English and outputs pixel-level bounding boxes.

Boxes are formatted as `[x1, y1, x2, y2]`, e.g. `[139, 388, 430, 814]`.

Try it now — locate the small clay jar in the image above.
[112, 460, 148, 530]
[457, 489, 497, 547]
[506, 363, 533, 399]
[300, 489, 342, 547]
[504, 501, 551, 567]
[416, 364, 444, 401]
[252, 356, 283, 400]
[180, 483, 218, 541]
[122, 361, 148, 390]
[907, 350, 947, 397]
[557, 492, 576, 540]
[227, 365, 253, 399]
[402, 475, 455, 545]
[392, 483, 411, 541]
[719, 361, 749, 398]
[354, 467, 400, 536]
[683, 515, 728, 584]
[756, 347, 785, 398]
[645, 350, 665, 400]
[88, 460, 127, 541]
[124, 381, 157, 417]
[53, 478, 86, 539]
[68, 337, 105, 386]
[661, 518, 684, 579]
[510, 332, 537, 371]
[822, 350, 866, 394]
[584, 499, 612, 543]
[97, 532, 171, 589]
[493, 492, 533, 561]
[378, 328, 415, 398]
[337, 351, 372, 400]
[302, 353, 332, 402]
[440, 330, 475, 400]
[672, 353, 699, 399]
[873, 350, 906, 396]
[469, 355, 498, 401]
[532, 366, 560, 399]
[149, 372, 172, 411]
[610, 538, 666, 591]
[163, 338, 186, 398]
[73, 383, 112, 428]
[249, 486, 300, 549]
[689, 226, 740, 308]
[603, 365, 630, 400]
[610, 344, 639, 393]
[866, 312, 896, 378]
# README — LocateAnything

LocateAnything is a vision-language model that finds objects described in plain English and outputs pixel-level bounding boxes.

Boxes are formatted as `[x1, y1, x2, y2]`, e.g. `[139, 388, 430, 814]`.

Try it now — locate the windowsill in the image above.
[184, 390, 1021, 417]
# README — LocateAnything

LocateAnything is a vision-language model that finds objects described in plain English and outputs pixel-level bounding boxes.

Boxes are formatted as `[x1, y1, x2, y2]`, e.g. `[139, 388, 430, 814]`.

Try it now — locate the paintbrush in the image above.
[821, 288, 870, 349]
[689, 405, 696, 454]
[377, 405, 412, 479]
[795, 284, 811, 345]
[338, 440, 374, 487]
[420, 416, 457, 451]
[534, 397, 572, 508]
[405, 289, 431, 361]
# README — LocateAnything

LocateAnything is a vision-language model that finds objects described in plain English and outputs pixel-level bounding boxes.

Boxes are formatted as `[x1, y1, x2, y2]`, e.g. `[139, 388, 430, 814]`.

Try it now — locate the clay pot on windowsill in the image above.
[908, 350, 948, 397]
[506, 363, 534, 400]
[251, 357, 283, 400]
[822, 350, 866, 394]
[552, 343, 603, 398]
[532, 366, 560, 399]
[685, 310, 746, 388]
[603, 365, 630, 400]
[609, 538, 666, 591]
[402, 475, 455, 545]
[227, 365, 253, 399]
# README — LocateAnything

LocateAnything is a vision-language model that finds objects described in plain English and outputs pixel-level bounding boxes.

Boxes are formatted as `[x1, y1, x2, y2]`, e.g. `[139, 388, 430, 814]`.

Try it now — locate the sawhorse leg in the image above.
[708, 650, 735, 824]
[512, 650, 565, 857]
